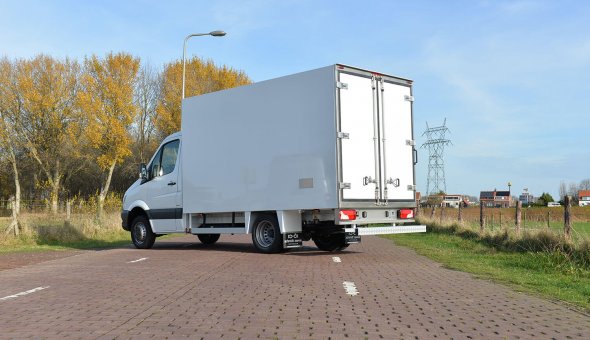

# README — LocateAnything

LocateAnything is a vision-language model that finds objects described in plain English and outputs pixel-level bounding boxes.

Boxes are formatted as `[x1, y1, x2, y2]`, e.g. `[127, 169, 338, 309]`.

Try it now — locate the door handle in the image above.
[168, 181, 176, 186]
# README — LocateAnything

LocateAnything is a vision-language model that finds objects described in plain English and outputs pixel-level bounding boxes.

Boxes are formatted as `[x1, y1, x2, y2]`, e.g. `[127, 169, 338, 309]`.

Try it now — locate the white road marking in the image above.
[127, 257, 148, 263]
[332, 256, 342, 263]
[0, 286, 50, 301]
[342, 281, 359, 296]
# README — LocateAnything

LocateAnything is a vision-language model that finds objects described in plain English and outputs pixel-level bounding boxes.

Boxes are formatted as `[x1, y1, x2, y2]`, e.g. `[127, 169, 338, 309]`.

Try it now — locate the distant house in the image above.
[442, 194, 467, 208]
[579, 190, 590, 207]
[424, 194, 468, 208]
[480, 190, 512, 208]
[519, 191, 535, 205]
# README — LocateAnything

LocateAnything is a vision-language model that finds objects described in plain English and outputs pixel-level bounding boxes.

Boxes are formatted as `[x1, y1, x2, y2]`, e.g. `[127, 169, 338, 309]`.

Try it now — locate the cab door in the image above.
[143, 139, 181, 233]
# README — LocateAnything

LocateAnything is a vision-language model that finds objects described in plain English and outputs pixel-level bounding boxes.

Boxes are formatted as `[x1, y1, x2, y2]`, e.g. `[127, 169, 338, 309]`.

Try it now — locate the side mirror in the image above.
[139, 163, 148, 180]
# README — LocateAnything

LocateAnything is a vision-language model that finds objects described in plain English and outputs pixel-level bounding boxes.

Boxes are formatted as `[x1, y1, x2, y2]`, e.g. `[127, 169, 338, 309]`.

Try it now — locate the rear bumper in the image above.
[356, 225, 426, 235]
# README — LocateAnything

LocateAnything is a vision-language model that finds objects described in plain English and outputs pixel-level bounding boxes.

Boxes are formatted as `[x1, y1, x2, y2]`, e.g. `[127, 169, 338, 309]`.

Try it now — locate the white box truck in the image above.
[121, 64, 425, 253]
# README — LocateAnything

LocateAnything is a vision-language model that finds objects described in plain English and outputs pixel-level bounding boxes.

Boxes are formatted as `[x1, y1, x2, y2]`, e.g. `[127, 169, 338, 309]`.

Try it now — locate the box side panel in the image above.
[181, 66, 339, 213]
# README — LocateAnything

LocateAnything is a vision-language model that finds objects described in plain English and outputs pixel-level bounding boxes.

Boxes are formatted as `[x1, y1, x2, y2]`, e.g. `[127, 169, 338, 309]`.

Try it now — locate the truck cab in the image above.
[122, 133, 182, 248]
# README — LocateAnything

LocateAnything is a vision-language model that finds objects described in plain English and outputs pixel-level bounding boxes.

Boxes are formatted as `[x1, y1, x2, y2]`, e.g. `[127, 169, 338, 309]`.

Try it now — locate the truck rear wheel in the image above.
[252, 214, 284, 253]
[197, 234, 220, 245]
[312, 233, 348, 252]
[131, 215, 155, 249]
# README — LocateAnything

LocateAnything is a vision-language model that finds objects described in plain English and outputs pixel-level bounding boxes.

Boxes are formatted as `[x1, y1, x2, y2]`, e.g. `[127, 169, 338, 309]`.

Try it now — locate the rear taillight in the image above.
[339, 210, 357, 221]
[398, 209, 414, 219]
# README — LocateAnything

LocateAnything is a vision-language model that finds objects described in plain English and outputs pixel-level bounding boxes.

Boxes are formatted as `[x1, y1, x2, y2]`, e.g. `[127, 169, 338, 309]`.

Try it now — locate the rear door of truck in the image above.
[337, 65, 416, 207]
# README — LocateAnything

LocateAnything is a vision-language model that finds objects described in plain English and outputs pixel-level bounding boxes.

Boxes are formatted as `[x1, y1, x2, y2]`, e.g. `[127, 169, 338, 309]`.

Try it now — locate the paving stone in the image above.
[0, 234, 589, 338]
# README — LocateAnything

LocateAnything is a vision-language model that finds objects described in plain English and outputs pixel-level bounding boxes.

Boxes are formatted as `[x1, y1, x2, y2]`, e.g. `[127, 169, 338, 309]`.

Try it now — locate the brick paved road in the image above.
[1, 235, 589, 339]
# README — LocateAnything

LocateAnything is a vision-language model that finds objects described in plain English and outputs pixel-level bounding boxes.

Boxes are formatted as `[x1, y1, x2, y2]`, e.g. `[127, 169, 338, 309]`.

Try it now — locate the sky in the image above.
[1, 0, 589, 199]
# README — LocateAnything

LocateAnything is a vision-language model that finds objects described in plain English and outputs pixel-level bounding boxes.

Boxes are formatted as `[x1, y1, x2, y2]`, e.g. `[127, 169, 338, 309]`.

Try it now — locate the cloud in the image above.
[498, 0, 545, 15]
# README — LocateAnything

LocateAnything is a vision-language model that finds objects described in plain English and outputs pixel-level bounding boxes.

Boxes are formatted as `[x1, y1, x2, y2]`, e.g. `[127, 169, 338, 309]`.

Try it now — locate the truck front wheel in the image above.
[252, 214, 284, 253]
[131, 215, 156, 249]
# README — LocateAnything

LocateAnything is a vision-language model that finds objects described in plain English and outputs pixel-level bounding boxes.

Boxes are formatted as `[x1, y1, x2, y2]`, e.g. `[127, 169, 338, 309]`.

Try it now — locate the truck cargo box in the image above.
[181, 64, 416, 214]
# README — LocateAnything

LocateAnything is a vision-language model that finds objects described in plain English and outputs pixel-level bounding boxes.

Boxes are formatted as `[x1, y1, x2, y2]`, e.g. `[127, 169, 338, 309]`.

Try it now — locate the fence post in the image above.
[547, 211, 550, 229]
[499, 211, 503, 229]
[515, 201, 522, 233]
[480, 202, 485, 232]
[430, 205, 436, 219]
[458, 203, 463, 224]
[564, 196, 572, 241]
[440, 203, 445, 224]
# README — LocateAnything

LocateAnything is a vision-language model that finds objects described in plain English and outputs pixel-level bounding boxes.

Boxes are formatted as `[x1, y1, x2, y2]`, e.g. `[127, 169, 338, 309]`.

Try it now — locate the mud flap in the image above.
[284, 232, 303, 248]
[344, 227, 361, 244]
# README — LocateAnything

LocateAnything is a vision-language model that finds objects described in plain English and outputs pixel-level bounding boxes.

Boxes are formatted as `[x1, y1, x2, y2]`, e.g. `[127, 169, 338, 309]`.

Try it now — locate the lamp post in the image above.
[508, 181, 512, 207]
[182, 30, 226, 99]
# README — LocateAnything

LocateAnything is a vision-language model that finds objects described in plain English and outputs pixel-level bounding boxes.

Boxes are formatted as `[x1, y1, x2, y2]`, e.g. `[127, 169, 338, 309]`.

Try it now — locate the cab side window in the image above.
[149, 149, 162, 180]
[160, 140, 180, 175]
[147, 139, 180, 180]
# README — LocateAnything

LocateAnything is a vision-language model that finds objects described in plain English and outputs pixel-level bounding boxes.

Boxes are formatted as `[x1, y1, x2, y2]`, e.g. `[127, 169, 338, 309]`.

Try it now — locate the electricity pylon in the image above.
[421, 119, 452, 196]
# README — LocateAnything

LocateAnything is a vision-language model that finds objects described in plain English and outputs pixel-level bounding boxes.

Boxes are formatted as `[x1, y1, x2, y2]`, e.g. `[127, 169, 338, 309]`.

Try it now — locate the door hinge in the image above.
[407, 185, 416, 191]
[404, 95, 414, 102]
[339, 182, 351, 189]
[337, 82, 348, 90]
[406, 139, 415, 146]
[337, 132, 349, 139]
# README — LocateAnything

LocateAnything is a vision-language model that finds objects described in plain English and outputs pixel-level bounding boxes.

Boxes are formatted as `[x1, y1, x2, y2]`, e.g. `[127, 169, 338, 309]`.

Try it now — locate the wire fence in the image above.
[0, 198, 122, 217]
[418, 199, 590, 243]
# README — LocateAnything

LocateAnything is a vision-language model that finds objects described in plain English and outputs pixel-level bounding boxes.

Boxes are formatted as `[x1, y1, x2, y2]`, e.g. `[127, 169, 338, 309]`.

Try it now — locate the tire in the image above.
[312, 233, 347, 252]
[251, 214, 284, 253]
[131, 215, 155, 249]
[198, 234, 220, 245]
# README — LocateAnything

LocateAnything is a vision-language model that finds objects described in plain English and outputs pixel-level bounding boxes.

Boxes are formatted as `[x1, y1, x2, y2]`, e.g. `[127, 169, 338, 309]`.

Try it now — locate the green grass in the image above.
[384, 232, 590, 312]
[1, 212, 132, 253]
[0, 231, 131, 253]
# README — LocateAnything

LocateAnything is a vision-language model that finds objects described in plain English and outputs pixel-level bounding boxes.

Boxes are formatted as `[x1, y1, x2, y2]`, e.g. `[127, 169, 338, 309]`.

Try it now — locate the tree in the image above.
[559, 181, 567, 200]
[133, 63, 160, 163]
[0, 58, 23, 234]
[155, 57, 250, 138]
[579, 179, 590, 191]
[13, 55, 82, 214]
[538, 192, 554, 206]
[78, 53, 139, 218]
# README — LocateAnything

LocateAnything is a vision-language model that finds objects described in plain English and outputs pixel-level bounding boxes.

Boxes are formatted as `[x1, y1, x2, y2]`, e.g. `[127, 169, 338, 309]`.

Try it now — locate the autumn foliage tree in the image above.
[14, 55, 81, 214]
[0, 58, 23, 234]
[78, 53, 140, 218]
[0, 52, 250, 222]
[156, 57, 250, 137]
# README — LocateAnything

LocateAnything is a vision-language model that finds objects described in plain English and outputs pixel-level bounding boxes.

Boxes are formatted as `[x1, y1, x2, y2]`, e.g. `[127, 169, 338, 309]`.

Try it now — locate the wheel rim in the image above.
[255, 221, 275, 248]
[134, 222, 147, 244]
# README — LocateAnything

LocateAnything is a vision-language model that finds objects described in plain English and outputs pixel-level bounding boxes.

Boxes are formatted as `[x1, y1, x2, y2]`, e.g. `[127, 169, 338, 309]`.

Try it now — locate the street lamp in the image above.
[182, 30, 226, 99]
[508, 181, 512, 207]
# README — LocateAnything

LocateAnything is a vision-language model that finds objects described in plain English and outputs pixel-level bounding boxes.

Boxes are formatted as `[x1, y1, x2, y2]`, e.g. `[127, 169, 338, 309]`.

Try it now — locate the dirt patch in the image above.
[0, 250, 86, 271]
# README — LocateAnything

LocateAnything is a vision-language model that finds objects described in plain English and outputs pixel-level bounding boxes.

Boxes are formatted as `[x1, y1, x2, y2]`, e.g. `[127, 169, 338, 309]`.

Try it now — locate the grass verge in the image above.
[0, 212, 131, 253]
[385, 231, 590, 312]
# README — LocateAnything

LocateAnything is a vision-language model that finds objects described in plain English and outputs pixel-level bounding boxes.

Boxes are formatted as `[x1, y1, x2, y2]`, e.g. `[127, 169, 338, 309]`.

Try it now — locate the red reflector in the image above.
[398, 209, 414, 219]
[339, 210, 357, 221]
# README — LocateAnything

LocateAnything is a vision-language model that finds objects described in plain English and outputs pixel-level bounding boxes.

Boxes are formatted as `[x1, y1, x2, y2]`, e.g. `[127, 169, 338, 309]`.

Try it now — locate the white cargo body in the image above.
[122, 64, 425, 253]
[182, 64, 416, 212]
